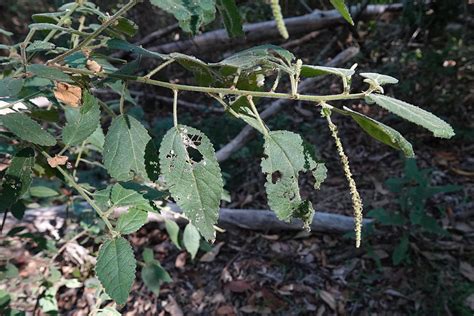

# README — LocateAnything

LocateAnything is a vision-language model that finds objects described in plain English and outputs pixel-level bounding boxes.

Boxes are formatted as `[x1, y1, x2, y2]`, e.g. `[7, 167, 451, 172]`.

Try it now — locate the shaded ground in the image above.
[1, 1, 473, 315]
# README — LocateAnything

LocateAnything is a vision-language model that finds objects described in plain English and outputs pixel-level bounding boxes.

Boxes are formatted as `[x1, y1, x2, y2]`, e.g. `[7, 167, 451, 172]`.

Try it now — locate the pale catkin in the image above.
[324, 111, 363, 248]
[270, 0, 289, 39]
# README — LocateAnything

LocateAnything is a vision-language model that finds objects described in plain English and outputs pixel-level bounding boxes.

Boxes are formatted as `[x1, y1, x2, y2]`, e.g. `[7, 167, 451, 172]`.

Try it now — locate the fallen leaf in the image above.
[175, 252, 187, 268]
[465, 293, 474, 311]
[200, 242, 224, 262]
[163, 295, 183, 316]
[216, 305, 235, 316]
[47, 155, 68, 168]
[319, 290, 336, 310]
[460, 261, 474, 282]
[54, 82, 82, 107]
[226, 280, 252, 293]
[86, 59, 102, 73]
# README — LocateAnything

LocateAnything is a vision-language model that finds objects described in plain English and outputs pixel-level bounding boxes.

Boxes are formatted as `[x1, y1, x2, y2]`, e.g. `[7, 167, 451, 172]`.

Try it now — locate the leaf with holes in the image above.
[341, 106, 415, 158]
[62, 91, 100, 147]
[366, 94, 455, 139]
[216, 0, 243, 37]
[330, 0, 354, 25]
[103, 115, 151, 180]
[183, 223, 200, 259]
[150, 0, 216, 34]
[96, 237, 136, 305]
[0, 147, 35, 211]
[0, 113, 56, 146]
[159, 125, 223, 241]
[117, 207, 148, 234]
[261, 131, 326, 229]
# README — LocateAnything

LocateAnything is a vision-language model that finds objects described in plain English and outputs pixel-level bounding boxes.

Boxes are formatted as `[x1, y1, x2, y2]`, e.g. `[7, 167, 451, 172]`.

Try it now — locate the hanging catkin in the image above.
[270, 0, 289, 39]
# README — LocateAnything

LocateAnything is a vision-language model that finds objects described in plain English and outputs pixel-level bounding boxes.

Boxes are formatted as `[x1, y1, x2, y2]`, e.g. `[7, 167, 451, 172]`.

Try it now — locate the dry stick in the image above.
[146, 4, 402, 54]
[215, 47, 359, 162]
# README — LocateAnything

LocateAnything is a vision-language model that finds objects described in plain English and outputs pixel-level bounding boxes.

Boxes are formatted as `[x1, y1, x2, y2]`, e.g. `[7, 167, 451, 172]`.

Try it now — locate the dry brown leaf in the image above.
[216, 305, 235, 316]
[199, 241, 224, 262]
[226, 280, 252, 293]
[460, 261, 474, 282]
[86, 59, 102, 73]
[47, 155, 68, 168]
[175, 252, 187, 268]
[163, 295, 183, 316]
[319, 290, 336, 310]
[54, 82, 82, 107]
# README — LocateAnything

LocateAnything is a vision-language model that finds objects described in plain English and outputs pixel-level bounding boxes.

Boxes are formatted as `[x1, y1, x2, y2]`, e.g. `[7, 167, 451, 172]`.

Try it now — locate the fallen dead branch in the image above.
[216, 46, 360, 162]
[146, 4, 402, 54]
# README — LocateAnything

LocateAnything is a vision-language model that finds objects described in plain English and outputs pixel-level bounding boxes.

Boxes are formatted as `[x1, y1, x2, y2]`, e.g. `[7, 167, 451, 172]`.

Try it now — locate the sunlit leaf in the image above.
[329, 0, 354, 25]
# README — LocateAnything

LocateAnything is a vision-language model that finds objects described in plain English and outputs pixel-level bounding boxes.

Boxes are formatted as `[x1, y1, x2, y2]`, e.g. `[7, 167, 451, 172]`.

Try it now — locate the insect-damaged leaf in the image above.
[366, 94, 455, 139]
[0, 147, 35, 211]
[96, 237, 136, 305]
[103, 115, 151, 180]
[0, 113, 56, 146]
[149, 0, 216, 34]
[261, 131, 326, 229]
[341, 106, 415, 158]
[159, 125, 223, 241]
[62, 91, 100, 147]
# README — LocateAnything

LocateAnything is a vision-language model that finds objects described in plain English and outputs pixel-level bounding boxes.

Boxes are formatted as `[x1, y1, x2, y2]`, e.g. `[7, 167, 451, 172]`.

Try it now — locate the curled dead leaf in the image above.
[86, 59, 102, 73]
[54, 82, 82, 107]
[47, 155, 68, 168]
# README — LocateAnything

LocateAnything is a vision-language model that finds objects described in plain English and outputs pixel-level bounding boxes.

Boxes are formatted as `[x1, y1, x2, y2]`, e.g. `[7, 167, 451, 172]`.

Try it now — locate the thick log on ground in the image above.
[147, 4, 402, 54]
[6, 203, 372, 234]
[216, 46, 359, 162]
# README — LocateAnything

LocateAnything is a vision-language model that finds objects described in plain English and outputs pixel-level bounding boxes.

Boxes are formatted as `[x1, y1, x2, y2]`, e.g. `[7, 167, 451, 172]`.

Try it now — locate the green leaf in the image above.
[329, 0, 354, 25]
[367, 208, 406, 226]
[94, 182, 159, 211]
[96, 237, 136, 305]
[216, 0, 243, 37]
[103, 115, 151, 180]
[30, 109, 60, 122]
[116, 207, 148, 234]
[150, 0, 216, 34]
[0, 78, 24, 98]
[141, 261, 172, 296]
[62, 91, 101, 147]
[87, 125, 105, 151]
[300, 65, 354, 78]
[109, 17, 138, 38]
[0, 113, 57, 146]
[261, 131, 326, 229]
[97, 307, 121, 316]
[165, 219, 181, 249]
[142, 248, 155, 264]
[0, 148, 35, 211]
[26, 41, 56, 53]
[30, 186, 59, 198]
[229, 97, 267, 134]
[159, 125, 223, 241]
[392, 234, 409, 265]
[183, 223, 200, 259]
[27, 64, 73, 83]
[360, 72, 398, 85]
[341, 106, 415, 157]
[0, 27, 13, 37]
[106, 39, 168, 60]
[366, 94, 455, 139]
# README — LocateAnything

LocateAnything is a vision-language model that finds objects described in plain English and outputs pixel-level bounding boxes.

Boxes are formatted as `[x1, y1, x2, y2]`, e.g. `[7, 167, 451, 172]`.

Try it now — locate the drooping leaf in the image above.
[366, 94, 455, 139]
[329, 0, 354, 25]
[360, 72, 398, 85]
[341, 106, 415, 158]
[103, 115, 151, 180]
[62, 91, 100, 147]
[0, 148, 35, 211]
[261, 131, 326, 229]
[300, 65, 354, 78]
[165, 219, 181, 249]
[149, 0, 216, 34]
[183, 223, 200, 259]
[141, 249, 172, 296]
[117, 207, 148, 234]
[159, 125, 223, 241]
[27, 64, 73, 83]
[216, 0, 243, 37]
[96, 237, 136, 305]
[0, 113, 57, 146]
[0, 77, 24, 98]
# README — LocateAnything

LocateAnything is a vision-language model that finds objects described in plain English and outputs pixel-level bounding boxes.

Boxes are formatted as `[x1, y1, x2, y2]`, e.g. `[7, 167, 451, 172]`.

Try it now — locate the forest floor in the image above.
[1, 2, 474, 315]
